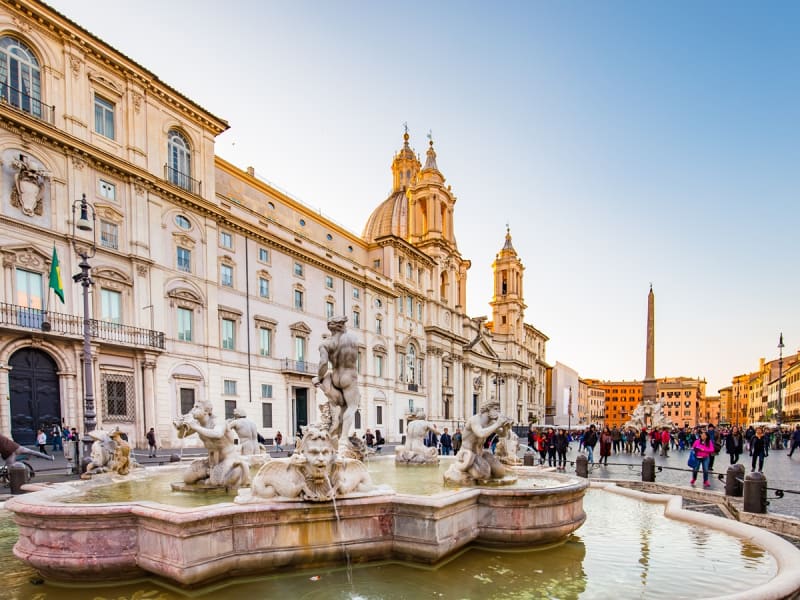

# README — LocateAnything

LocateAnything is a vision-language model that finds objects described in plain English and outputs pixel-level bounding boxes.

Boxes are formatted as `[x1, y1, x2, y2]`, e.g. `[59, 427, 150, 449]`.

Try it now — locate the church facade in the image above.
[0, 0, 549, 448]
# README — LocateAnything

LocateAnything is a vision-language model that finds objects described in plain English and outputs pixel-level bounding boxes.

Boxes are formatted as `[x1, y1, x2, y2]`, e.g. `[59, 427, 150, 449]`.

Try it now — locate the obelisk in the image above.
[642, 284, 657, 403]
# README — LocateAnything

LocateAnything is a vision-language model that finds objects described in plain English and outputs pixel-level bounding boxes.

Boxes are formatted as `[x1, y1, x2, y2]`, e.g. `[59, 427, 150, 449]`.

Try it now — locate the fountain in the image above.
[4, 317, 800, 597]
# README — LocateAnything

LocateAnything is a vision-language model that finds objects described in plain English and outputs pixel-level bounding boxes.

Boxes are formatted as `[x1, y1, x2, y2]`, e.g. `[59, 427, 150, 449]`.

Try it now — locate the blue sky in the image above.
[47, 0, 799, 394]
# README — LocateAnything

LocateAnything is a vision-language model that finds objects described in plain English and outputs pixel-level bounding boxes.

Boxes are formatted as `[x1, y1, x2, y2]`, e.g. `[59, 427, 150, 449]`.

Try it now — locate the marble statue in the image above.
[313, 316, 360, 449]
[82, 427, 135, 478]
[0, 432, 53, 466]
[236, 424, 377, 503]
[228, 408, 263, 456]
[444, 401, 514, 485]
[173, 399, 250, 490]
[623, 399, 672, 431]
[495, 425, 522, 466]
[395, 414, 439, 464]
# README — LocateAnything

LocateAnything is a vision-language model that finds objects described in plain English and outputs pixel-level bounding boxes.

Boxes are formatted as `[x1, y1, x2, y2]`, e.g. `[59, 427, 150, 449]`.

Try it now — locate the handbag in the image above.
[687, 450, 699, 469]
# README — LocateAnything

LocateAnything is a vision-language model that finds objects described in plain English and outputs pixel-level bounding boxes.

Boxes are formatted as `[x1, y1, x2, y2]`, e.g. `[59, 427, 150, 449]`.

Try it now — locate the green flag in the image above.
[49, 246, 64, 303]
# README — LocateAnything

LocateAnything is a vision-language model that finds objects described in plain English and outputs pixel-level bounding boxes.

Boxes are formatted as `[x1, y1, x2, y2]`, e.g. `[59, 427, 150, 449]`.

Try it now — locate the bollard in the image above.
[743, 472, 768, 513]
[170, 454, 181, 463]
[523, 452, 535, 467]
[9, 463, 28, 494]
[642, 457, 656, 482]
[576, 454, 588, 478]
[725, 464, 745, 497]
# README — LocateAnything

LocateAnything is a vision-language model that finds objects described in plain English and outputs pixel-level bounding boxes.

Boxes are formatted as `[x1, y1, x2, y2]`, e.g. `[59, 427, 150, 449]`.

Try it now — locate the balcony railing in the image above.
[0, 84, 55, 124]
[0, 303, 165, 350]
[164, 165, 202, 196]
[280, 358, 318, 375]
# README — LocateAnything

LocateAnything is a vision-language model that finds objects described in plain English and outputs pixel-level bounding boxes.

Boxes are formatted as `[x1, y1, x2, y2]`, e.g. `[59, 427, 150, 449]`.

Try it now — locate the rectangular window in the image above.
[224, 380, 237, 396]
[258, 277, 269, 298]
[225, 399, 236, 419]
[94, 95, 115, 139]
[417, 302, 422, 320]
[326, 301, 334, 319]
[444, 365, 450, 386]
[294, 289, 304, 310]
[259, 327, 272, 356]
[325, 275, 334, 289]
[179, 388, 195, 415]
[373, 259, 381, 269]
[221, 318, 235, 350]
[177, 247, 191, 273]
[418, 268, 423, 284]
[100, 289, 122, 324]
[99, 179, 116, 201]
[220, 264, 233, 287]
[352, 310, 360, 328]
[406, 296, 413, 316]
[376, 405, 383, 425]
[396, 296, 403, 315]
[262, 402, 273, 428]
[375, 317, 382, 335]
[177, 307, 193, 341]
[220, 231, 233, 249]
[352, 288, 360, 299]
[399, 418, 404, 435]
[398, 258, 403, 274]
[374, 355, 383, 377]
[258, 247, 269, 263]
[103, 374, 133, 420]
[15, 268, 43, 309]
[261, 384, 273, 398]
[295, 336, 306, 362]
[294, 262, 304, 277]
[357, 350, 363, 374]
[406, 262, 413, 279]
[397, 354, 405, 382]
[100, 220, 118, 250]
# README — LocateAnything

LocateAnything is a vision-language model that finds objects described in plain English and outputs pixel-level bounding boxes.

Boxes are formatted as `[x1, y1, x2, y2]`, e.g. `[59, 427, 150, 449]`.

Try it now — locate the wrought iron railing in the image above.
[0, 84, 55, 124]
[280, 358, 318, 375]
[164, 164, 202, 195]
[0, 303, 165, 350]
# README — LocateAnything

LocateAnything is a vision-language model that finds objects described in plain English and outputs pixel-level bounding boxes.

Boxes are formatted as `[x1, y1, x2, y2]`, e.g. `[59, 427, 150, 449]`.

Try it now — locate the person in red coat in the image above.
[599, 426, 613, 465]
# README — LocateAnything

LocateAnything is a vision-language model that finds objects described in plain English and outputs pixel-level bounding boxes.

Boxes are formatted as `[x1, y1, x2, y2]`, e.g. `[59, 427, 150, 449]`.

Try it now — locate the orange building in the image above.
[583, 380, 642, 429]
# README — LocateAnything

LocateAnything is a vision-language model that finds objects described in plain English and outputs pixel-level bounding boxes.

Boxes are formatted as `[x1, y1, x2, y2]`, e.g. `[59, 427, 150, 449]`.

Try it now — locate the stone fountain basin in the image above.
[6, 465, 588, 587]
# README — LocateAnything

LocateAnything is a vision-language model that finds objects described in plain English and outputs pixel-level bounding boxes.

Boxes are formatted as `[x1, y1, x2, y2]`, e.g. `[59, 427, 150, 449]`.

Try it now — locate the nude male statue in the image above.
[312, 316, 360, 447]
[174, 399, 250, 489]
[228, 408, 262, 455]
[444, 401, 512, 485]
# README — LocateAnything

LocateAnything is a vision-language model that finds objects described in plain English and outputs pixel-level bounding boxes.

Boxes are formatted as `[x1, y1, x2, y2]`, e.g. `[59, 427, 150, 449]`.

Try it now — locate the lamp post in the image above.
[71, 193, 97, 466]
[493, 363, 505, 412]
[777, 333, 785, 444]
[568, 385, 573, 433]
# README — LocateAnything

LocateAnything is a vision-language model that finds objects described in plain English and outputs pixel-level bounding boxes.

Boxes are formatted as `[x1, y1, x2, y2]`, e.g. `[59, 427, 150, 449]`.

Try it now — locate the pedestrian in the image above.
[555, 429, 568, 471]
[364, 428, 375, 448]
[599, 426, 612, 465]
[51, 423, 63, 452]
[536, 430, 547, 465]
[452, 428, 462, 453]
[275, 431, 283, 452]
[583, 425, 598, 464]
[440, 427, 453, 456]
[789, 425, 800, 458]
[546, 427, 556, 467]
[146, 427, 157, 457]
[375, 429, 385, 447]
[690, 430, 715, 487]
[660, 427, 670, 457]
[611, 427, 621, 454]
[726, 425, 744, 465]
[528, 425, 537, 451]
[426, 428, 439, 451]
[707, 423, 719, 471]
[36, 428, 48, 455]
[638, 428, 648, 455]
[751, 426, 768, 473]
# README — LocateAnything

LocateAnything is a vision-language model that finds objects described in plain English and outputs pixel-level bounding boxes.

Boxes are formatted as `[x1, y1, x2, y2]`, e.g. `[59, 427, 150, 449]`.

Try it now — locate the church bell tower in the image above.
[490, 227, 526, 339]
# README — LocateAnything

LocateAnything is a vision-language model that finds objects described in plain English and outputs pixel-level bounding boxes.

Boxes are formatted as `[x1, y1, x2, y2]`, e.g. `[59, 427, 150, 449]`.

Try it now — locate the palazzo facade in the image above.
[0, 0, 549, 448]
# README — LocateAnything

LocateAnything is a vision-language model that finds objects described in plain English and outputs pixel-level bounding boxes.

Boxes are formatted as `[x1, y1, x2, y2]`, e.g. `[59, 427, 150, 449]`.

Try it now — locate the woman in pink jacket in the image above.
[691, 429, 715, 488]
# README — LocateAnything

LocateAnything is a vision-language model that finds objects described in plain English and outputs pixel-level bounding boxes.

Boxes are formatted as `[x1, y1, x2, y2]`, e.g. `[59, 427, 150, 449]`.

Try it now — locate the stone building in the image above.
[0, 0, 550, 448]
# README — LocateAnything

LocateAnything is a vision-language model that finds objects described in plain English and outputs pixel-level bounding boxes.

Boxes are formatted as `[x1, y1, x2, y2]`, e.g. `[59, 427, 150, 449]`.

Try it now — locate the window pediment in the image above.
[1, 244, 50, 270]
[289, 321, 311, 335]
[218, 305, 243, 321]
[373, 344, 387, 355]
[254, 315, 277, 328]
[167, 287, 203, 308]
[219, 255, 236, 266]
[88, 71, 123, 97]
[94, 267, 132, 287]
[172, 232, 196, 249]
[95, 203, 124, 223]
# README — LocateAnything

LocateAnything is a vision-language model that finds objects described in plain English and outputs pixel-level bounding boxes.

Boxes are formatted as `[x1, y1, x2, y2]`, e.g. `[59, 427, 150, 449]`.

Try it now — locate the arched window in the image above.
[167, 130, 192, 190]
[0, 36, 42, 119]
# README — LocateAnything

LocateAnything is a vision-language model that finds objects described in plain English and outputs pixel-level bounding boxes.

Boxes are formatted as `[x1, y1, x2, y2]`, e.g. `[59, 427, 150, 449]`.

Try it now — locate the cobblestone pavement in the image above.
[561, 444, 800, 520]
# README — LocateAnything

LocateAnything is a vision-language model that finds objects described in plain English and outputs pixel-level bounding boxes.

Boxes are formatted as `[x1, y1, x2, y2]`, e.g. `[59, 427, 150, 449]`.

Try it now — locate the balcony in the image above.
[280, 358, 318, 376]
[0, 303, 165, 350]
[0, 85, 55, 125]
[164, 165, 202, 196]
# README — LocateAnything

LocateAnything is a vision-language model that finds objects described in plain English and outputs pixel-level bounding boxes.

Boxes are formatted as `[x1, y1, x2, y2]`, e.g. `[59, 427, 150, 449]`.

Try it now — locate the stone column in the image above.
[0, 363, 11, 436]
[142, 353, 157, 437]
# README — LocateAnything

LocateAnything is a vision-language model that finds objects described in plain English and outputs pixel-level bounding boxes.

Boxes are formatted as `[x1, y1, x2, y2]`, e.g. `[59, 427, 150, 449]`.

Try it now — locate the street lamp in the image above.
[568, 385, 573, 433]
[777, 333, 785, 443]
[493, 364, 506, 411]
[71, 193, 97, 465]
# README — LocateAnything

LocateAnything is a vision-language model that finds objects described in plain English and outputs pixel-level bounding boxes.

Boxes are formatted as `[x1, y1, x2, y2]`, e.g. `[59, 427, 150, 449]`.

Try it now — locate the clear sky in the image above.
[46, 0, 799, 394]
